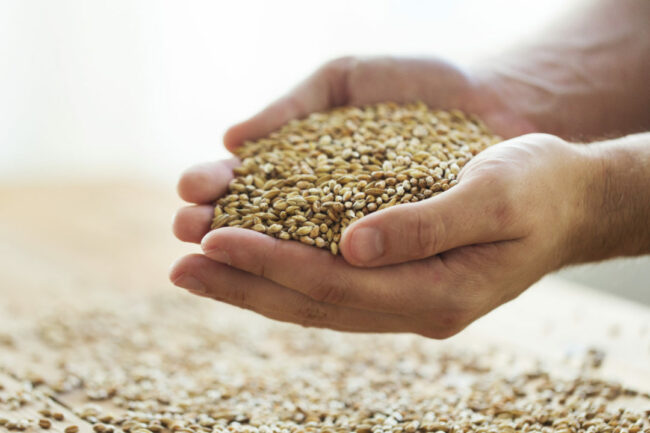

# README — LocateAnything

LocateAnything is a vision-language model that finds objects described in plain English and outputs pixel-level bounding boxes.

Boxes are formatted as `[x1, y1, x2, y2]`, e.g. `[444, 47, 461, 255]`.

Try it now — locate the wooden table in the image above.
[1, 181, 649, 431]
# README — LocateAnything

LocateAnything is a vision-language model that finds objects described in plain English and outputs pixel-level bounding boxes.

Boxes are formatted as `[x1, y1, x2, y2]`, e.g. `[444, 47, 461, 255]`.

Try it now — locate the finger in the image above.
[200, 227, 440, 313]
[173, 205, 214, 243]
[177, 158, 240, 204]
[340, 177, 525, 267]
[169, 254, 410, 333]
[223, 58, 353, 151]
[223, 56, 487, 151]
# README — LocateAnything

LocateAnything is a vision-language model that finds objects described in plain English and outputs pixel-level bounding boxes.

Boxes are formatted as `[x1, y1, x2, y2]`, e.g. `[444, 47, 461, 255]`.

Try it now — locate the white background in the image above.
[0, 0, 571, 180]
[1, 0, 648, 302]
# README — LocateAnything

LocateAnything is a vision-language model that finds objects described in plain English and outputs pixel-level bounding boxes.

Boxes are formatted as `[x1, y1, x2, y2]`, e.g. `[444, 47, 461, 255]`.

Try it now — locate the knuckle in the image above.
[417, 311, 467, 340]
[309, 276, 348, 305]
[322, 56, 356, 74]
[413, 297, 475, 340]
[227, 286, 249, 307]
[283, 94, 307, 118]
[521, 132, 562, 144]
[416, 207, 446, 255]
[405, 203, 446, 256]
[297, 319, 321, 330]
[517, 133, 567, 154]
[296, 304, 329, 328]
[319, 56, 356, 106]
[420, 326, 461, 340]
[414, 212, 437, 254]
[256, 237, 281, 278]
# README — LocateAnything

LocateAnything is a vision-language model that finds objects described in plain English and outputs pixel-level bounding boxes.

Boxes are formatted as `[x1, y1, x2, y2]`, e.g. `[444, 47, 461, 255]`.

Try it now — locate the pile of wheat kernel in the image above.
[2, 295, 649, 433]
[211, 103, 501, 254]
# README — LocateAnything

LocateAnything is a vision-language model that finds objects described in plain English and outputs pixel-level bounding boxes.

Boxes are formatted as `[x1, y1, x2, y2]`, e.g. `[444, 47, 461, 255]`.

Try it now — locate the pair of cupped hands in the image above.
[171, 57, 599, 338]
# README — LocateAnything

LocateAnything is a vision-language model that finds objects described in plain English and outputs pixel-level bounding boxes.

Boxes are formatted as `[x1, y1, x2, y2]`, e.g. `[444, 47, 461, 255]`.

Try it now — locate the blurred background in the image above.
[1, 0, 648, 303]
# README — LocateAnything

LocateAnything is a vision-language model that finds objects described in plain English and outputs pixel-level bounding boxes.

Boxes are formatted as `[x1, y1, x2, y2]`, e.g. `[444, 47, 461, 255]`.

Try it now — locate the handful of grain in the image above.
[211, 102, 500, 254]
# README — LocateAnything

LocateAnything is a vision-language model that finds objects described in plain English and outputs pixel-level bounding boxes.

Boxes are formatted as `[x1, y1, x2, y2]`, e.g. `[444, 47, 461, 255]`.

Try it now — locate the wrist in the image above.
[568, 134, 650, 264]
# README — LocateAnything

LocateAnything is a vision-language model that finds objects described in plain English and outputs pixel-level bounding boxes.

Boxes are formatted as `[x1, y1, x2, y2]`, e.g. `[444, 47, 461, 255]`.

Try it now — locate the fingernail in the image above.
[350, 227, 384, 263]
[205, 248, 231, 265]
[173, 274, 207, 294]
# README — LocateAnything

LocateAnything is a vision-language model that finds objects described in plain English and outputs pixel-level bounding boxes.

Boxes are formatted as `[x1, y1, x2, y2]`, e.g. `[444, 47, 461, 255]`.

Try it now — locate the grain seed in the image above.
[210, 103, 500, 253]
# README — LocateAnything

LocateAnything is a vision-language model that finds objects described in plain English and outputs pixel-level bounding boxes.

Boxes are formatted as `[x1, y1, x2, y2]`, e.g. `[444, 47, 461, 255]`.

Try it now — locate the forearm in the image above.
[475, 0, 650, 140]
[572, 133, 650, 264]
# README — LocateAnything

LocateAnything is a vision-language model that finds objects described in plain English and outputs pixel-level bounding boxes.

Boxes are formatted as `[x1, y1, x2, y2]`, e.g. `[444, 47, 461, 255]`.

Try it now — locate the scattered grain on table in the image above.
[1, 296, 648, 433]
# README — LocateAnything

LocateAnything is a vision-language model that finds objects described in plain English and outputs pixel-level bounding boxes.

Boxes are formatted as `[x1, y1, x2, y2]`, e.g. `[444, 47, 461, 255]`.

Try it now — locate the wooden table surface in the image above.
[1, 181, 649, 429]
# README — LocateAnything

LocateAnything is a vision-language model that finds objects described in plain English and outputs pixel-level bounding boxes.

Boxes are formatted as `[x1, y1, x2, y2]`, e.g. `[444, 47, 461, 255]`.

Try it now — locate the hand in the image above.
[171, 129, 594, 337]
[170, 56, 560, 337]
[172, 56, 537, 246]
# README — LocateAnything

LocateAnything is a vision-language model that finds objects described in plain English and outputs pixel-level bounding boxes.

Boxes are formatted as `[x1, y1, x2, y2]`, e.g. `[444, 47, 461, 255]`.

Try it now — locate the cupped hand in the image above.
[173, 56, 535, 245]
[172, 128, 593, 337]
[170, 57, 569, 337]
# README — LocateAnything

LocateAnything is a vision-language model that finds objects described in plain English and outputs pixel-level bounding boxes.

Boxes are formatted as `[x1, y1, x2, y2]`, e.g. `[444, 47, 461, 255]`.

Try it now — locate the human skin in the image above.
[169, 0, 650, 337]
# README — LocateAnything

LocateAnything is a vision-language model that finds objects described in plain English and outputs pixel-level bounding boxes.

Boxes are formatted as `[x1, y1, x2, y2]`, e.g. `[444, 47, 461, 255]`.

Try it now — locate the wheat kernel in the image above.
[210, 103, 500, 253]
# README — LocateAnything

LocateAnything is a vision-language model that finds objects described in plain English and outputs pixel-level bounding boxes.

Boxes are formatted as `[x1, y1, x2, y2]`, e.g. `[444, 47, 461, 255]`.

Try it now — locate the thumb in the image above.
[340, 178, 520, 267]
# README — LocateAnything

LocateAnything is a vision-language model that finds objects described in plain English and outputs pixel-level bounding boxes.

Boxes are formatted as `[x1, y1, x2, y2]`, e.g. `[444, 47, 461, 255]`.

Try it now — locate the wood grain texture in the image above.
[0, 372, 92, 433]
